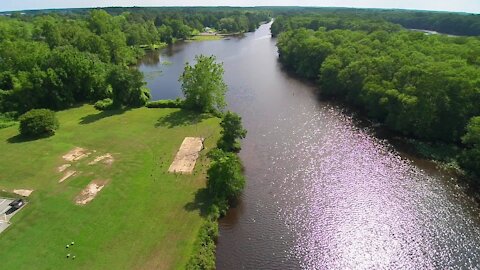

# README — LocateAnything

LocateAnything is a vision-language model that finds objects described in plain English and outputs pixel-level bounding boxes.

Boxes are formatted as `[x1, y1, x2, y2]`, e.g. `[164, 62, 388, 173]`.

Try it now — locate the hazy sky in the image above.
[1, 0, 479, 13]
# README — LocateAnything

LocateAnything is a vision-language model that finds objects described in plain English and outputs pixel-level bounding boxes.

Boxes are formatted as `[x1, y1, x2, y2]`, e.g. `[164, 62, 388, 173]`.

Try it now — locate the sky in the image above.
[0, 0, 479, 13]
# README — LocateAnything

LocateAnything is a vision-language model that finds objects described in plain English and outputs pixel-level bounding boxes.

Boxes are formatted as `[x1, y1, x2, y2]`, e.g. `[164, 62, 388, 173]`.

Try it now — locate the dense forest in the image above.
[271, 8, 480, 36]
[274, 14, 480, 185]
[0, 8, 270, 118]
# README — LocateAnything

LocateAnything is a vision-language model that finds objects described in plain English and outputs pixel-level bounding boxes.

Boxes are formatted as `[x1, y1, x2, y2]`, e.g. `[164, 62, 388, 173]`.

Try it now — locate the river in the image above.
[138, 22, 480, 269]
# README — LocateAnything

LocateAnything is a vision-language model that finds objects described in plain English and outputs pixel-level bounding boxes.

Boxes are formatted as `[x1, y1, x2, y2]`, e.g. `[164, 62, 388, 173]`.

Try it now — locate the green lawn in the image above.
[0, 105, 220, 270]
[187, 35, 223, 42]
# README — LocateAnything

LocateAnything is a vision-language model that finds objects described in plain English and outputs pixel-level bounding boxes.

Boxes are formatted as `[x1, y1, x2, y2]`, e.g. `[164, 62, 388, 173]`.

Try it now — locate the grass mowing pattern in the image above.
[0, 105, 220, 270]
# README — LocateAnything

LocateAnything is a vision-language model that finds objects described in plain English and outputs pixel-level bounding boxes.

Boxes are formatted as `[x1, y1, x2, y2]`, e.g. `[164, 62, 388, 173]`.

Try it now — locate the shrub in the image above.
[185, 218, 218, 270]
[18, 109, 59, 137]
[94, 98, 114, 111]
[146, 98, 184, 108]
[128, 86, 151, 107]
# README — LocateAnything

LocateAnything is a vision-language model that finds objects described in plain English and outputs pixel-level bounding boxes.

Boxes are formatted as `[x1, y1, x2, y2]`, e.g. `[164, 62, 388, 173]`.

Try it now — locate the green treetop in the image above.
[179, 55, 227, 113]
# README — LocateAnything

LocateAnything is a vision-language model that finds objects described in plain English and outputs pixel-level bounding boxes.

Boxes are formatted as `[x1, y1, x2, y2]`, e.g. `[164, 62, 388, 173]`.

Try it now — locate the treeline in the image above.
[0, 8, 270, 116]
[379, 11, 480, 36]
[270, 8, 480, 36]
[274, 17, 480, 182]
[271, 14, 402, 36]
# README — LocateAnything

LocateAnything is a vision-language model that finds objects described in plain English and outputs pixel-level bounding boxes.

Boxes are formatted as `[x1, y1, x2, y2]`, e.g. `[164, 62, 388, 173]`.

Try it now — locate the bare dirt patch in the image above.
[13, 189, 34, 197]
[88, 153, 114, 166]
[57, 164, 71, 173]
[62, 147, 91, 162]
[59, 170, 76, 183]
[168, 137, 204, 174]
[75, 180, 108, 205]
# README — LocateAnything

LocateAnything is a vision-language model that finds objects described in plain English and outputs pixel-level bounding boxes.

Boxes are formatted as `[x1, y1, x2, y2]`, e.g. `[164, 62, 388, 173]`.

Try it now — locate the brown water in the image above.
[139, 22, 480, 269]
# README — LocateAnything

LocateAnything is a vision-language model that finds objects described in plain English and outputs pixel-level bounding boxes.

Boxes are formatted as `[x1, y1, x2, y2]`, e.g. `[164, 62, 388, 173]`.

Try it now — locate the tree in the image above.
[19, 109, 59, 137]
[207, 150, 245, 202]
[218, 111, 247, 152]
[88, 10, 113, 35]
[108, 65, 149, 107]
[460, 117, 480, 178]
[179, 55, 227, 113]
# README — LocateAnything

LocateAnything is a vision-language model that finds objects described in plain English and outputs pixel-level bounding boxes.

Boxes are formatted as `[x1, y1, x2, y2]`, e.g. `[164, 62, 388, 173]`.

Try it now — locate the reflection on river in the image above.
[138, 22, 480, 269]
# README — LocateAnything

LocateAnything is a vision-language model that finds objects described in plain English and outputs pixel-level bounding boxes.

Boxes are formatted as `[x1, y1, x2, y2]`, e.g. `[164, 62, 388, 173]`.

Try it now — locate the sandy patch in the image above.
[88, 153, 114, 166]
[75, 180, 108, 205]
[13, 189, 34, 197]
[57, 164, 71, 173]
[59, 170, 76, 183]
[63, 147, 91, 162]
[168, 137, 204, 174]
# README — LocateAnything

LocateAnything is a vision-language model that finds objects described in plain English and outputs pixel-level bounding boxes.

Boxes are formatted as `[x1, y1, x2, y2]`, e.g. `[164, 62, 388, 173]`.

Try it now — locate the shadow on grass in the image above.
[7, 133, 53, 144]
[155, 110, 210, 128]
[79, 108, 129, 125]
[184, 188, 212, 218]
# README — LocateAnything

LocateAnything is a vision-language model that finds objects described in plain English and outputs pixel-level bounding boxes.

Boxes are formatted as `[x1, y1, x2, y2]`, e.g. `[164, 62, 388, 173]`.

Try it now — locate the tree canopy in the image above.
[274, 13, 480, 183]
[179, 55, 227, 113]
[218, 111, 247, 152]
[0, 8, 270, 116]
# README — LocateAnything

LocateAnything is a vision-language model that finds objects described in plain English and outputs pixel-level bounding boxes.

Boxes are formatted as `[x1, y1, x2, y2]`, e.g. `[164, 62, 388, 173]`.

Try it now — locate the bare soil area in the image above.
[58, 170, 76, 183]
[168, 137, 204, 174]
[13, 189, 33, 197]
[88, 153, 114, 166]
[62, 147, 91, 162]
[75, 180, 108, 205]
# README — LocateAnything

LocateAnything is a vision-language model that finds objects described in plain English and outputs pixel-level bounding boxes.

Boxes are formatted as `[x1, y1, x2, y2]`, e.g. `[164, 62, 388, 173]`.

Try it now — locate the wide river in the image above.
[139, 22, 480, 269]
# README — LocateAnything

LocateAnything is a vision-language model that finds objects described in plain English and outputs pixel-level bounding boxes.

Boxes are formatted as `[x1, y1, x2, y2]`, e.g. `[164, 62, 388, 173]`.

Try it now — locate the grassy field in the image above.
[0, 105, 220, 269]
[188, 35, 223, 42]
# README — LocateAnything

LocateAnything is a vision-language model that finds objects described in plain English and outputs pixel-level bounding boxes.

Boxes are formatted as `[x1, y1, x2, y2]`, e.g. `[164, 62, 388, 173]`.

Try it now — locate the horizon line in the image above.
[0, 5, 478, 15]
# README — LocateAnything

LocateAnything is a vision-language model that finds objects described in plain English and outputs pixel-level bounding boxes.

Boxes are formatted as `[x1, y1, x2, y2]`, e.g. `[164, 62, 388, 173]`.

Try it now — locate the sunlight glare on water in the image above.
[139, 22, 480, 269]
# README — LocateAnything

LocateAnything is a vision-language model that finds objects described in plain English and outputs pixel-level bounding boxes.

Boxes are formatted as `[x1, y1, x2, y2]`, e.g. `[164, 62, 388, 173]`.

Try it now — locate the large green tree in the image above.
[207, 150, 245, 202]
[107, 65, 150, 107]
[179, 55, 227, 113]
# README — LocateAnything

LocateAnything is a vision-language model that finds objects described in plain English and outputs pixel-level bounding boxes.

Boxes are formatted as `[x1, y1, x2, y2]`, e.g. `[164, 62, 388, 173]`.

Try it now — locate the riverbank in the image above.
[0, 105, 221, 269]
[137, 21, 480, 268]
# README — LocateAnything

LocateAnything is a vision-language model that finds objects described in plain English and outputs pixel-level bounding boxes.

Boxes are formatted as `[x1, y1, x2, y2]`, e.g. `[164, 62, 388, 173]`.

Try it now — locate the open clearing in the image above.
[0, 105, 220, 269]
[168, 137, 204, 174]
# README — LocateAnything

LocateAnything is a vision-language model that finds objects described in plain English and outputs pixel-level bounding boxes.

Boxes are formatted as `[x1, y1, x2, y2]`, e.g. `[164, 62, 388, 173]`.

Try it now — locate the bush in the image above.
[94, 98, 114, 111]
[128, 86, 151, 107]
[18, 109, 59, 137]
[185, 218, 218, 270]
[146, 98, 184, 108]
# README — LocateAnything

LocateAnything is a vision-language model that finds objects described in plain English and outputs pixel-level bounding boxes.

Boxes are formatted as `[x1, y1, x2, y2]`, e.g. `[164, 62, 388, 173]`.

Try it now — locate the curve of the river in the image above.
[139, 22, 480, 269]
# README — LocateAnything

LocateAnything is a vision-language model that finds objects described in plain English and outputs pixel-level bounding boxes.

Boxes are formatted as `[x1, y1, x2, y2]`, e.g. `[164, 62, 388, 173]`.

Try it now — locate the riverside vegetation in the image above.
[273, 13, 480, 190]
[0, 8, 270, 122]
[0, 7, 255, 270]
[178, 55, 247, 269]
[2, 5, 480, 269]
